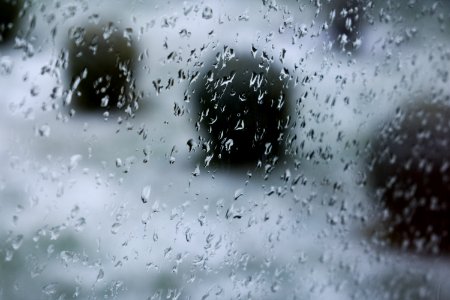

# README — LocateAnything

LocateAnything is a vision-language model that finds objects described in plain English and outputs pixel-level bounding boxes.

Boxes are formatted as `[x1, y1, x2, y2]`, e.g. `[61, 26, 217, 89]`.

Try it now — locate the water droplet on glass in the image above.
[103, 22, 115, 40]
[96, 268, 104, 281]
[11, 234, 24, 250]
[49, 225, 63, 240]
[30, 85, 40, 97]
[4, 249, 13, 261]
[37, 124, 51, 137]
[141, 185, 151, 203]
[234, 189, 244, 200]
[69, 154, 82, 172]
[187, 139, 196, 152]
[185, 228, 192, 242]
[202, 7, 213, 19]
[30, 263, 46, 278]
[74, 217, 86, 232]
[283, 169, 291, 182]
[115, 158, 123, 168]
[60, 250, 79, 265]
[42, 283, 58, 295]
[224, 139, 234, 152]
[271, 281, 280, 293]
[47, 244, 55, 256]
[164, 247, 172, 258]
[0, 56, 14, 75]
[100, 96, 109, 107]
[111, 222, 121, 234]
[70, 205, 80, 218]
[192, 165, 200, 177]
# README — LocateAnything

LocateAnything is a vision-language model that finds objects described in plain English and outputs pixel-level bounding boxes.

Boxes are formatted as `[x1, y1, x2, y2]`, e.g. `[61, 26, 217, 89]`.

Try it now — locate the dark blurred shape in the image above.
[369, 101, 450, 254]
[327, 0, 365, 52]
[192, 48, 291, 167]
[66, 22, 137, 113]
[0, 0, 22, 43]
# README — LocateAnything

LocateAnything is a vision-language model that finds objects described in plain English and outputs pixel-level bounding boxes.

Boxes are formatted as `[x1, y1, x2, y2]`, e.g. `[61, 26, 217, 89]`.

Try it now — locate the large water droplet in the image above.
[96, 268, 104, 281]
[69, 154, 82, 172]
[234, 189, 244, 200]
[141, 185, 151, 203]
[202, 7, 213, 19]
[111, 222, 121, 234]
[11, 234, 24, 250]
[42, 283, 58, 295]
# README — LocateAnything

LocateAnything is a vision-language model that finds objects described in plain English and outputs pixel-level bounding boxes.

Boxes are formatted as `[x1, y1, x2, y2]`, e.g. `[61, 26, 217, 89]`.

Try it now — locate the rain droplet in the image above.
[185, 228, 192, 242]
[141, 185, 151, 203]
[234, 189, 244, 200]
[282, 169, 291, 182]
[4, 249, 13, 261]
[96, 268, 104, 281]
[69, 154, 82, 171]
[271, 281, 280, 293]
[100, 96, 109, 107]
[47, 244, 55, 255]
[183, 2, 193, 15]
[115, 158, 123, 168]
[11, 234, 24, 250]
[37, 124, 51, 137]
[224, 139, 234, 152]
[74, 217, 86, 232]
[164, 247, 172, 258]
[202, 7, 213, 19]
[187, 139, 196, 152]
[111, 222, 121, 234]
[49, 225, 63, 240]
[30, 85, 40, 97]
[0, 56, 14, 75]
[251, 45, 257, 58]
[192, 165, 200, 177]
[71, 205, 80, 218]
[31, 263, 46, 278]
[103, 22, 115, 39]
[60, 250, 79, 265]
[42, 283, 58, 295]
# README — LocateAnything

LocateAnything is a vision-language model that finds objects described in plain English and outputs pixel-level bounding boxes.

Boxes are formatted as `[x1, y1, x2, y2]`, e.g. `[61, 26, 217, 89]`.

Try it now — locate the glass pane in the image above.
[1, 0, 449, 299]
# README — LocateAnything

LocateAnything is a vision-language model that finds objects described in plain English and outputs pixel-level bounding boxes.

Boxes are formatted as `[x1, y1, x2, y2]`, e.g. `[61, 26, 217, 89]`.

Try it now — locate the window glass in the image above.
[1, 0, 449, 299]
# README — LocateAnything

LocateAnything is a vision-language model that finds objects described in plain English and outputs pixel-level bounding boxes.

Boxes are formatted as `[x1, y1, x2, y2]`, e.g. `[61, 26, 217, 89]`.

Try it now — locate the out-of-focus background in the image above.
[1, 0, 450, 299]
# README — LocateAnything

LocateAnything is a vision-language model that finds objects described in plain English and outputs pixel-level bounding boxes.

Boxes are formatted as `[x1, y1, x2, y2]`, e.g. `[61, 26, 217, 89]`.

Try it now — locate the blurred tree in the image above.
[369, 100, 450, 254]
[326, 0, 365, 52]
[66, 22, 137, 113]
[0, 0, 22, 43]
[192, 49, 291, 167]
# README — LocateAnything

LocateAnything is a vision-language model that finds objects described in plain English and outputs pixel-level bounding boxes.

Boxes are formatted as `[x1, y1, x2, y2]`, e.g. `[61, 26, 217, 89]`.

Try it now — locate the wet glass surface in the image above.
[1, 0, 450, 299]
